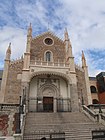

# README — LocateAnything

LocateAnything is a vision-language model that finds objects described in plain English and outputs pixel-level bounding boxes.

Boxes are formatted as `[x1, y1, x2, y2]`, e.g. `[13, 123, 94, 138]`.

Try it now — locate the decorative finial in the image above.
[82, 50, 86, 67]
[65, 27, 68, 33]
[82, 50, 85, 60]
[27, 23, 32, 36]
[21, 55, 23, 60]
[29, 23, 32, 28]
[64, 28, 69, 41]
[9, 42, 11, 47]
[47, 22, 50, 31]
[6, 42, 11, 54]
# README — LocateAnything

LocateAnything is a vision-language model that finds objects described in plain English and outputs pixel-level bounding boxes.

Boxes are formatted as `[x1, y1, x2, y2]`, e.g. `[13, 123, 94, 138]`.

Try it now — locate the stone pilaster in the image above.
[7, 112, 15, 136]
[54, 98, 57, 112]
[69, 73, 79, 112]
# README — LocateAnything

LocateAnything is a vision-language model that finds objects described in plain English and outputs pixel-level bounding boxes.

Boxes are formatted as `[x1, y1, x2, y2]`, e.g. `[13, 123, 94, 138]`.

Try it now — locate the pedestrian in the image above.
[40, 137, 46, 140]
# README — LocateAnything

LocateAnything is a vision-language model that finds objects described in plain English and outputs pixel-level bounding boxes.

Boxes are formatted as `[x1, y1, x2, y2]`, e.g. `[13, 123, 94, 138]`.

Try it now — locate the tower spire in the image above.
[23, 23, 32, 70]
[81, 50, 92, 105]
[64, 28, 69, 41]
[67, 39, 73, 58]
[6, 43, 11, 60]
[0, 43, 11, 103]
[64, 28, 73, 59]
[82, 51, 86, 67]
[27, 23, 32, 36]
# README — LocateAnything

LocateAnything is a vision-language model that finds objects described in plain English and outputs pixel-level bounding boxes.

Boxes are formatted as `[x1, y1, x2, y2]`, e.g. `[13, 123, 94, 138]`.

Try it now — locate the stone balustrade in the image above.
[83, 105, 105, 125]
[30, 60, 69, 67]
[82, 105, 99, 121]
[0, 104, 19, 111]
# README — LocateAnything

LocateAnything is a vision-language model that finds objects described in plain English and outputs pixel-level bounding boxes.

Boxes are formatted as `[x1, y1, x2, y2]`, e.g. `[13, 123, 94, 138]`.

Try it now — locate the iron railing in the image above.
[92, 129, 105, 140]
[29, 98, 71, 112]
[23, 131, 65, 140]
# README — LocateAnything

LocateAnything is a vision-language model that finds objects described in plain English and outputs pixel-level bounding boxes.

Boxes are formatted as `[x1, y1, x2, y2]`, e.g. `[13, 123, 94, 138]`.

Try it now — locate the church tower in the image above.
[64, 28, 79, 111]
[65, 28, 74, 71]
[23, 23, 32, 70]
[0, 43, 11, 103]
[21, 23, 32, 111]
[82, 51, 92, 105]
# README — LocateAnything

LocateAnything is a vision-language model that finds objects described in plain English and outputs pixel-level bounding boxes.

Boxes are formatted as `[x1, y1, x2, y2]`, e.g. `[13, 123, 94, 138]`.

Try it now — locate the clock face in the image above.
[44, 38, 53, 45]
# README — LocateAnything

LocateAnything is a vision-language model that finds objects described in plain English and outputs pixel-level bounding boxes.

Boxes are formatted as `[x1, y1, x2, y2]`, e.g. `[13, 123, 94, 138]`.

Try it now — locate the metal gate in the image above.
[92, 130, 105, 140]
[23, 131, 65, 140]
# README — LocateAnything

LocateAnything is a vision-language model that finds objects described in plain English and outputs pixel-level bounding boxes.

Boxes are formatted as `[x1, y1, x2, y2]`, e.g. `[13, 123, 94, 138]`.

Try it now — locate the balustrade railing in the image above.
[23, 130, 65, 140]
[82, 105, 99, 121]
[0, 104, 19, 111]
[30, 60, 69, 67]
[88, 104, 105, 113]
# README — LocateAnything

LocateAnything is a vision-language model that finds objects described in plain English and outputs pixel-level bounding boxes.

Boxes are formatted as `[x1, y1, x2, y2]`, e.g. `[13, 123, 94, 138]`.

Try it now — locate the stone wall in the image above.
[0, 110, 18, 136]
[4, 60, 23, 104]
[30, 32, 66, 62]
[75, 67, 88, 106]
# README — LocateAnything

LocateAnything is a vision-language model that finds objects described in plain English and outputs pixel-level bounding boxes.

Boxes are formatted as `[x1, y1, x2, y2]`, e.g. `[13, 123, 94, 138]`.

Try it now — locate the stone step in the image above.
[23, 112, 104, 140]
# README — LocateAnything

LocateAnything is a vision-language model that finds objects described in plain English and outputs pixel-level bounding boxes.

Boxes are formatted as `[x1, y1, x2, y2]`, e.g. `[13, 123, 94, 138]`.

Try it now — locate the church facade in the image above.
[0, 24, 92, 113]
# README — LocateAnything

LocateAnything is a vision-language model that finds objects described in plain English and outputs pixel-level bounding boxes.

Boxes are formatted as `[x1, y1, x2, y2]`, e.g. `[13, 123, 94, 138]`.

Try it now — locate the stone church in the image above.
[1, 24, 104, 140]
[0, 24, 92, 112]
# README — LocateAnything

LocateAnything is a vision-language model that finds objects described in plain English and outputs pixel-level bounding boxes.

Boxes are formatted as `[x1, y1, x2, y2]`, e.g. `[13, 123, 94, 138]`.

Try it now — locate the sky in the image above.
[0, 0, 105, 76]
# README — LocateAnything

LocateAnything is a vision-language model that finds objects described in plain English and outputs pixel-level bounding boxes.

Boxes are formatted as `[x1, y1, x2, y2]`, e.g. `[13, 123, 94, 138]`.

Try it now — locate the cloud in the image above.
[0, 26, 26, 68]
[0, 0, 105, 76]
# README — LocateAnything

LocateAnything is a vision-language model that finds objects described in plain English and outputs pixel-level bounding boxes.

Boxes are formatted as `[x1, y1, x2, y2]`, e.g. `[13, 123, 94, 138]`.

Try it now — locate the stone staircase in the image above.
[23, 112, 104, 140]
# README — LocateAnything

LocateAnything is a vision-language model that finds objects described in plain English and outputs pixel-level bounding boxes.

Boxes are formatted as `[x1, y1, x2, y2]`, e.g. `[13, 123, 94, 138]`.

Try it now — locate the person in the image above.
[40, 137, 46, 140]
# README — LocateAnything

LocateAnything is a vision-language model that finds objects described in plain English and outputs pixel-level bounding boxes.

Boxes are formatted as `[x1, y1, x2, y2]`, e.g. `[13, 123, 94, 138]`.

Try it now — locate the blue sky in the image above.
[0, 0, 105, 76]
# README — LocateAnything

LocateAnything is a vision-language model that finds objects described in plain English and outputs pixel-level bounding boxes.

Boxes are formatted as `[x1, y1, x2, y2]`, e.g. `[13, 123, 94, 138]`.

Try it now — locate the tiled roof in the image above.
[89, 77, 96, 80]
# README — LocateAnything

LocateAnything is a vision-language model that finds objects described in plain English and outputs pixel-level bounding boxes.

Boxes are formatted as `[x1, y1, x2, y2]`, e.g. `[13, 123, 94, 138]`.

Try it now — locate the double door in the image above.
[43, 97, 53, 112]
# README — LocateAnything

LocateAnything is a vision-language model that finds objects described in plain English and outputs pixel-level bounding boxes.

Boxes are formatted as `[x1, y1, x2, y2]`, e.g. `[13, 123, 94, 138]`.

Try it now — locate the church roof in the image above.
[96, 72, 105, 78]
[32, 31, 64, 44]
[89, 77, 96, 81]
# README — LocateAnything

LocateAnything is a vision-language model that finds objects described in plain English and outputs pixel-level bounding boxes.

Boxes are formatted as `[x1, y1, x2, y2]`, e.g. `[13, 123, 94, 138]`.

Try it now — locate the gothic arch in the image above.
[38, 83, 60, 98]
[44, 50, 53, 62]
[30, 71, 72, 84]
[90, 86, 97, 93]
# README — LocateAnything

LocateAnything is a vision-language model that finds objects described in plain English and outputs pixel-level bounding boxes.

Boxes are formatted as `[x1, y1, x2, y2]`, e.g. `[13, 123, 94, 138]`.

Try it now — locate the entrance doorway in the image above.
[43, 97, 53, 112]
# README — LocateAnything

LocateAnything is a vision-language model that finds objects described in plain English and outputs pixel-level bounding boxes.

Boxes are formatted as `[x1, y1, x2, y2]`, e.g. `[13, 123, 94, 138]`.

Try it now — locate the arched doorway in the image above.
[43, 97, 53, 112]
[42, 87, 55, 112]
[92, 99, 99, 104]
[29, 72, 71, 112]
[90, 86, 97, 93]
[38, 84, 58, 112]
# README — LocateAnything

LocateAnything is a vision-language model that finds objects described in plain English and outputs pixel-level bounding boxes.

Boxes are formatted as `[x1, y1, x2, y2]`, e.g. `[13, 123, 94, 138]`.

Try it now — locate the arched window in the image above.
[92, 99, 99, 104]
[90, 86, 97, 93]
[46, 51, 51, 62]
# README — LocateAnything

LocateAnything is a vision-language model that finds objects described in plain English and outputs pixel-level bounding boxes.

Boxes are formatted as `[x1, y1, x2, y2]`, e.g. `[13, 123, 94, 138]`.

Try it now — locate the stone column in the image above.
[67, 83, 71, 111]
[67, 83, 71, 98]
[21, 82, 30, 113]
[54, 98, 57, 112]
[70, 83, 79, 112]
